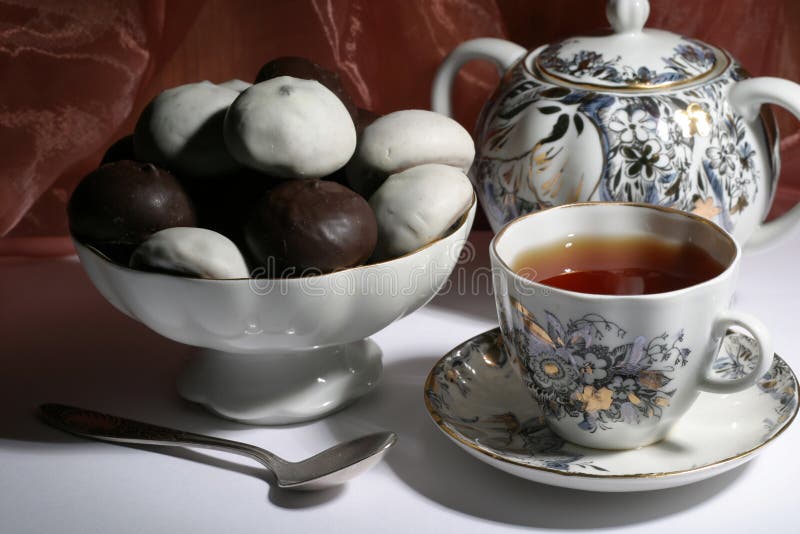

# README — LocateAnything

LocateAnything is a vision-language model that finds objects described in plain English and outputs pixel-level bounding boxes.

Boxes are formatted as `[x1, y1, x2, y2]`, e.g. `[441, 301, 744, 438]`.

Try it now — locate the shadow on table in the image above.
[0, 259, 267, 446]
[0, 259, 356, 509]
[268, 485, 345, 509]
[324, 355, 750, 529]
[109, 444, 345, 508]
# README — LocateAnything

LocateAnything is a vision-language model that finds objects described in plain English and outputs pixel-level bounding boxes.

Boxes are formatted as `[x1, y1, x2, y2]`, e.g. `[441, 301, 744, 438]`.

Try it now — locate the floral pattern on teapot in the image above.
[472, 48, 778, 233]
[538, 38, 716, 87]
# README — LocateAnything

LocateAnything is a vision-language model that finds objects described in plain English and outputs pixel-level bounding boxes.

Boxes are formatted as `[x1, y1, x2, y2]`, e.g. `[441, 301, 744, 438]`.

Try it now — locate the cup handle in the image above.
[699, 309, 774, 393]
[431, 38, 526, 117]
[729, 77, 800, 250]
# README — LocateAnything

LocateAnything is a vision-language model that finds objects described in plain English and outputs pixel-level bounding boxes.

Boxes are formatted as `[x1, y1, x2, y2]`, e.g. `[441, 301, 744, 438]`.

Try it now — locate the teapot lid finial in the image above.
[606, 0, 650, 34]
[535, 0, 723, 90]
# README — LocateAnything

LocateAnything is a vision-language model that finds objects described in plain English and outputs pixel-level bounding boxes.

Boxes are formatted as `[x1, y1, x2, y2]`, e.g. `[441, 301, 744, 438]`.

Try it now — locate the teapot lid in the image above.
[535, 0, 724, 90]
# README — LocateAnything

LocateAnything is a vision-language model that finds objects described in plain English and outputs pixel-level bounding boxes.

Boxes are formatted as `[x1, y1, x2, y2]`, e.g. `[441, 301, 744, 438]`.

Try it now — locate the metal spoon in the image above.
[39, 403, 396, 491]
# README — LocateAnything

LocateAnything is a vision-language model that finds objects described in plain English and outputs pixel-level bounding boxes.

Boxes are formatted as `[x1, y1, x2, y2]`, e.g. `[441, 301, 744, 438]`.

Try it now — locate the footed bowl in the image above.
[74, 199, 476, 424]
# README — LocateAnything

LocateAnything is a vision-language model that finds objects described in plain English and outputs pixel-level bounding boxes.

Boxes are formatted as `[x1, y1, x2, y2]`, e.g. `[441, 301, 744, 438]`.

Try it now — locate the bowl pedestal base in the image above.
[176, 338, 382, 425]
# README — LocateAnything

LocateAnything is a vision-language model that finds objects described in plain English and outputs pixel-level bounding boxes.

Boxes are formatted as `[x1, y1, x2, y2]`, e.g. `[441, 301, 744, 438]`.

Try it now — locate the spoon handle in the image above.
[38, 403, 284, 467]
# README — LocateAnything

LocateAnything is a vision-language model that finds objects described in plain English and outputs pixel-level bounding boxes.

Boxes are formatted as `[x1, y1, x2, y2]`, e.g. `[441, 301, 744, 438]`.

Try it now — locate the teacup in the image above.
[490, 203, 773, 450]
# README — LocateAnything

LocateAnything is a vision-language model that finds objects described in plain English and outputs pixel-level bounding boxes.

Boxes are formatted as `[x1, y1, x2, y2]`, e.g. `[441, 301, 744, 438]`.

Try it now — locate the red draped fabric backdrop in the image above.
[1, 0, 799, 256]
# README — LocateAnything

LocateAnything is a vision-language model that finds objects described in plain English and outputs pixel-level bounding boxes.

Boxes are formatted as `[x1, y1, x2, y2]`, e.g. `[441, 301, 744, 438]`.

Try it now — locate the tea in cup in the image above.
[490, 203, 773, 449]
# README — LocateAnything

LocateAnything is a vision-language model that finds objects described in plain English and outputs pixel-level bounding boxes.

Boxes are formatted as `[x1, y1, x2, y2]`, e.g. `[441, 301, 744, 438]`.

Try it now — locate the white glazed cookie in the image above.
[218, 79, 252, 92]
[134, 81, 240, 176]
[358, 109, 475, 174]
[369, 163, 473, 259]
[224, 76, 356, 178]
[130, 227, 249, 279]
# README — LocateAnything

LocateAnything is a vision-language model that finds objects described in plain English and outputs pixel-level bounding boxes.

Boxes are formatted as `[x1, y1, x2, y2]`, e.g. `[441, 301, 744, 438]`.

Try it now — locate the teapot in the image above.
[433, 0, 800, 247]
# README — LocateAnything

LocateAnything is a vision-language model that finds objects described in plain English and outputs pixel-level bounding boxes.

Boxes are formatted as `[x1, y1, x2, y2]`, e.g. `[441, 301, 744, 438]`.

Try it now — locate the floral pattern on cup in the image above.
[472, 51, 769, 234]
[538, 38, 717, 87]
[505, 298, 691, 433]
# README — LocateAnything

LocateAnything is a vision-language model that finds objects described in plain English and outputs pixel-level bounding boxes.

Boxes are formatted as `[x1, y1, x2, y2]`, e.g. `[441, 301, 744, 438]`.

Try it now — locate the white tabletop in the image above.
[1, 229, 797, 534]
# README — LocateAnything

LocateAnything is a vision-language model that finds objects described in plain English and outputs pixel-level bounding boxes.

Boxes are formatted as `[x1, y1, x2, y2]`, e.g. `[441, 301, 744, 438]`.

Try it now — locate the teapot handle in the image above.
[431, 38, 527, 117]
[730, 77, 800, 250]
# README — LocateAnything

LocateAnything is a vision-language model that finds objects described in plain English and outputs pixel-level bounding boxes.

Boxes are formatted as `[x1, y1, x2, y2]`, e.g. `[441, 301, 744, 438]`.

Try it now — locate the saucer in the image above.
[424, 328, 798, 492]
